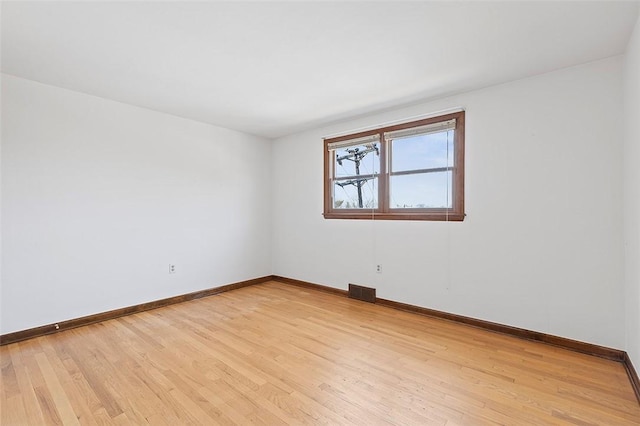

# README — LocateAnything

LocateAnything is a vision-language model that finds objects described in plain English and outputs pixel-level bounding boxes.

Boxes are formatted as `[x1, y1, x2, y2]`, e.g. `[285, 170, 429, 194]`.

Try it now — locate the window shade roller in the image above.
[385, 119, 456, 141]
[326, 134, 380, 151]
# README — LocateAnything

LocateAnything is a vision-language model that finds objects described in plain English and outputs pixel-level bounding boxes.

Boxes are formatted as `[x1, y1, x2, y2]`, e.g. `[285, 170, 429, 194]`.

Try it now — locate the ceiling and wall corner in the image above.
[1, 1, 638, 138]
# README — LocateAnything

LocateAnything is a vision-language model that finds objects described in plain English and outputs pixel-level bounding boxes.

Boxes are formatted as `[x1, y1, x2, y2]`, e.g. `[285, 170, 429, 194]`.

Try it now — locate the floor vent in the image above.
[348, 284, 376, 303]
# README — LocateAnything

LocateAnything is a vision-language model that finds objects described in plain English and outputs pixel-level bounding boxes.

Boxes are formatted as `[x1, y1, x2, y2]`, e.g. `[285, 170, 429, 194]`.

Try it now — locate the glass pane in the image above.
[333, 177, 378, 209]
[390, 172, 452, 209]
[391, 130, 454, 172]
[334, 143, 381, 178]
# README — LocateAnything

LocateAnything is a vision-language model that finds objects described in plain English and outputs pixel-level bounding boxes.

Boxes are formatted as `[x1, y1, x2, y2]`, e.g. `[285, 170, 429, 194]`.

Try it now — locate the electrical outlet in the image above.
[169, 264, 176, 274]
[376, 264, 382, 273]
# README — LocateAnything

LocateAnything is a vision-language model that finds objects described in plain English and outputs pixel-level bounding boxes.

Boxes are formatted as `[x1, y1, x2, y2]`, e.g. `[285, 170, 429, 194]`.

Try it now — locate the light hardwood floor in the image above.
[1, 281, 639, 425]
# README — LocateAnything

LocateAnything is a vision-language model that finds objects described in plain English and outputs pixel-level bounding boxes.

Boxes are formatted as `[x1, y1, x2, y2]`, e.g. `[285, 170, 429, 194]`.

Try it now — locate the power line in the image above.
[335, 144, 379, 208]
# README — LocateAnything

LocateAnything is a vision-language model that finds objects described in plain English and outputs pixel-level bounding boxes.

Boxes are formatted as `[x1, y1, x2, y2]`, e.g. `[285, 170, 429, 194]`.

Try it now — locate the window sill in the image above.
[322, 212, 465, 221]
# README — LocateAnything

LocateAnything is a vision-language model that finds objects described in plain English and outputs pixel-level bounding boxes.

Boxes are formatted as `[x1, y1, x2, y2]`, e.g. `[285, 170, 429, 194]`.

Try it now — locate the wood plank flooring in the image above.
[1, 281, 639, 425]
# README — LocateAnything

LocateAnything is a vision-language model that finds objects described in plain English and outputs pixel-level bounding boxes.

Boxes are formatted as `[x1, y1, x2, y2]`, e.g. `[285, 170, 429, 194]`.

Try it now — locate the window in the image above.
[323, 111, 465, 221]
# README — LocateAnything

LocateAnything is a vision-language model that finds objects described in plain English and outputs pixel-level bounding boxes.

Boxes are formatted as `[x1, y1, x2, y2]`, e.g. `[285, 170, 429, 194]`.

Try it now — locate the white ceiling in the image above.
[2, 1, 638, 139]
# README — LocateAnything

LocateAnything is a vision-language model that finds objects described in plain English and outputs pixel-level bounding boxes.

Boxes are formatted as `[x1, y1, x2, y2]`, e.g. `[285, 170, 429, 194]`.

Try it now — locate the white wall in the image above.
[1, 74, 272, 334]
[272, 57, 625, 349]
[624, 14, 640, 368]
[0, 6, 4, 335]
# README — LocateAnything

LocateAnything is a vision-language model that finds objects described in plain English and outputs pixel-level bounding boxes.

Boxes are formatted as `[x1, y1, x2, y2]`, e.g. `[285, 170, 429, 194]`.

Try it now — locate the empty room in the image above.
[2, 1, 640, 424]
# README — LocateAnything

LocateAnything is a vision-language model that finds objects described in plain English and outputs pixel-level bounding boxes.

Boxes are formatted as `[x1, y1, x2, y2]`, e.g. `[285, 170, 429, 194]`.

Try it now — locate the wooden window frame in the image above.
[323, 111, 465, 221]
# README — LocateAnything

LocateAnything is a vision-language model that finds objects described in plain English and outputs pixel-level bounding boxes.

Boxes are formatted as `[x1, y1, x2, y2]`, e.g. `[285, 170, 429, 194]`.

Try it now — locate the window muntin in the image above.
[323, 111, 464, 221]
